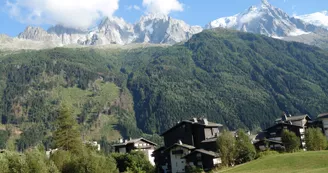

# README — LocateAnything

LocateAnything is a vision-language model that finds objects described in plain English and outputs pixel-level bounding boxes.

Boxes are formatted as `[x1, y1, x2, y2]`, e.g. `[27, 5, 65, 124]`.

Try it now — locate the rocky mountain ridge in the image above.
[206, 0, 326, 38]
[2, 0, 328, 49]
[16, 14, 203, 46]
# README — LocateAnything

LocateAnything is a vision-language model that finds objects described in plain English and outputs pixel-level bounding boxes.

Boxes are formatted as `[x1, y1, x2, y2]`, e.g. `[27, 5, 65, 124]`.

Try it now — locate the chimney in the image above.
[178, 140, 183, 145]
[247, 131, 251, 136]
[203, 118, 208, 125]
[193, 118, 198, 123]
[282, 112, 287, 121]
[288, 114, 292, 117]
[119, 138, 123, 143]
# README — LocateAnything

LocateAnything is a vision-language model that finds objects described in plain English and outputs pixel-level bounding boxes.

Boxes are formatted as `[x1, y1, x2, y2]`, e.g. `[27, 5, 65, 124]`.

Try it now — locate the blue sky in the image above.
[1, 0, 327, 36]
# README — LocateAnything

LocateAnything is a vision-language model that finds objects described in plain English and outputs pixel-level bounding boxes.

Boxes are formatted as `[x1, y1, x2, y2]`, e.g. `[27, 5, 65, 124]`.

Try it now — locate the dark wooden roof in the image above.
[112, 138, 157, 147]
[164, 143, 196, 152]
[287, 115, 311, 121]
[201, 137, 217, 143]
[253, 139, 283, 145]
[161, 120, 223, 136]
[183, 149, 220, 158]
[264, 122, 303, 132]
[276, 114, 311, 122]
[318, 113, 328, 119]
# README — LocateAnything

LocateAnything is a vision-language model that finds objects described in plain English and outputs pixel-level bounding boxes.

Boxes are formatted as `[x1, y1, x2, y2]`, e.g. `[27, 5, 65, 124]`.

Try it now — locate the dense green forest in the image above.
[1, 28, 328, 151]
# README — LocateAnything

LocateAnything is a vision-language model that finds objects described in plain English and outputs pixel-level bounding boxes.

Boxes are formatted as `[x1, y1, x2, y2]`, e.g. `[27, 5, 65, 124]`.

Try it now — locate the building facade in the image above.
[154, 118, 222, 173]
[255, 113, 311, 151]
[317, 113, 328, 140]
[112, 138, 157, 165]
[183, 149, 221, 172]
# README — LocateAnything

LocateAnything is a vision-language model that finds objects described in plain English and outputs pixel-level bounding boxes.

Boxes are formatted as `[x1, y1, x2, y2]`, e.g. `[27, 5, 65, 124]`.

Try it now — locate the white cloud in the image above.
[5, 0, 119, 29]
[127, 5, 141, 11]
[142, 0, 183, 15]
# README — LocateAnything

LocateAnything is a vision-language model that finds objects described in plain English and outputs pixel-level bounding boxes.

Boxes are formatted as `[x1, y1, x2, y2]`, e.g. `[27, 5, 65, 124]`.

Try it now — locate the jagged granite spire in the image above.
[206, 0, 323, 37]
[261, 0, 270, 6]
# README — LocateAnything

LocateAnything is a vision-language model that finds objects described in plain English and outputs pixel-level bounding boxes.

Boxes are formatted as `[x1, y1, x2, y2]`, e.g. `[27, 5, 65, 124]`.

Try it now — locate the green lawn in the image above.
[221, 151, 328, 173]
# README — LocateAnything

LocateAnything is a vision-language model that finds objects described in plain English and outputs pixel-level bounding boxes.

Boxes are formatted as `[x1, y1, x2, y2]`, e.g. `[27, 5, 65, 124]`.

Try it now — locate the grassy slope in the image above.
[222, 151, 328, 173]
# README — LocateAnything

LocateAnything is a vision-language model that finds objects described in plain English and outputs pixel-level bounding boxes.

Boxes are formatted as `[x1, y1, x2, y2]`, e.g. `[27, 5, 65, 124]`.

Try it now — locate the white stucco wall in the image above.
[170, 146, 191, 173]
[146, 149, 155, 166]
[119, 147, 126, 153]
[213, 158, 222, 165]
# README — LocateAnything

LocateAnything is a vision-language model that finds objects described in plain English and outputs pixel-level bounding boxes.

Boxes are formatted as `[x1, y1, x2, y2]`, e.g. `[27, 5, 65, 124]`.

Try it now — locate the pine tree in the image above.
[53, 106, 82, 153]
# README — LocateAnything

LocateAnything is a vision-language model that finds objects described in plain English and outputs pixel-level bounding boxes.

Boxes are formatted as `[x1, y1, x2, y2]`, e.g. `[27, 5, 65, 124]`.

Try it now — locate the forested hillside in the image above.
[1, 28, 328, 151]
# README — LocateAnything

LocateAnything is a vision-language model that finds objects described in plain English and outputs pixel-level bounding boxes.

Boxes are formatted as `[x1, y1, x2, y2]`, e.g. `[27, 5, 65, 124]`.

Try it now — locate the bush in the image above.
[281, 130, 300, 153]
[25, 150, 56, 173]
[217, 131, 236, 166]
[5, 151, 29, 173]
[305, 128, 327, 151]
[185, 165, 204, 173]
[51, 147, 118, 173]
[50, 150, 72, 172]
[0, 152, 9, 173]
[112, 151, 154, 173]
[235, 129, 256, 164]
[256, 150, 279, 158]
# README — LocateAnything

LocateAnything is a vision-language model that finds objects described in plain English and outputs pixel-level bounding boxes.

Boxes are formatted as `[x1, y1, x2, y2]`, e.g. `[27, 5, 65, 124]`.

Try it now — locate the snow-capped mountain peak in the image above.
[140, 13, 169, 21]
[261, 0, 271, 8]
[134, 13, 202, 44]
[16, 14, 202, 46]
[206, 0, 321, 38]
[295, 11, 328, 30]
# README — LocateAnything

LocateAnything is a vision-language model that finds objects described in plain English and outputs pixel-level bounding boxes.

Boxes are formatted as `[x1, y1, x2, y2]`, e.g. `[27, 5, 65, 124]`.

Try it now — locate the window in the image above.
[172, 150, 183, 155]
[270, 132, 276, 136]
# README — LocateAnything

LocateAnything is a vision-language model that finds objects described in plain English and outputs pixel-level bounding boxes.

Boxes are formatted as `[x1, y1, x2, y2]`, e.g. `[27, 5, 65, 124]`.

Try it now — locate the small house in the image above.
[161, 118, 223, 148]
[254, 113, 310, 151]
[164, 141, 195, 173]
[183, 149, 221, 172]
[112, 138, 157, 165]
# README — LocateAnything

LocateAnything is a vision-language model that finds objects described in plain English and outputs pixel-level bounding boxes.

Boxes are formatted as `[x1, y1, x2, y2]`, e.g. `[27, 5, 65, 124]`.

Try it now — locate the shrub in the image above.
[281, 130, 300, 153]
[217, 131, 236, 166]
[5, 151, 29, 173]
[25, 150, 51, 173]
[235, 129, 256, 164]
[185, 165, 204, 173]
[112, 151, 154, 173]
[256, 150, 279, 158]
[51, 147, 118, 173]
[305, 128, 327, 151]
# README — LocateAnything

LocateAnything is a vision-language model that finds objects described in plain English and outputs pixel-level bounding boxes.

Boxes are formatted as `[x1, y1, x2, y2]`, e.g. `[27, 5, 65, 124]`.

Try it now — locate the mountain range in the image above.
[2, 28, 328, 149]
[1, 0, 328, 50]
[13, 13, 202, 47]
